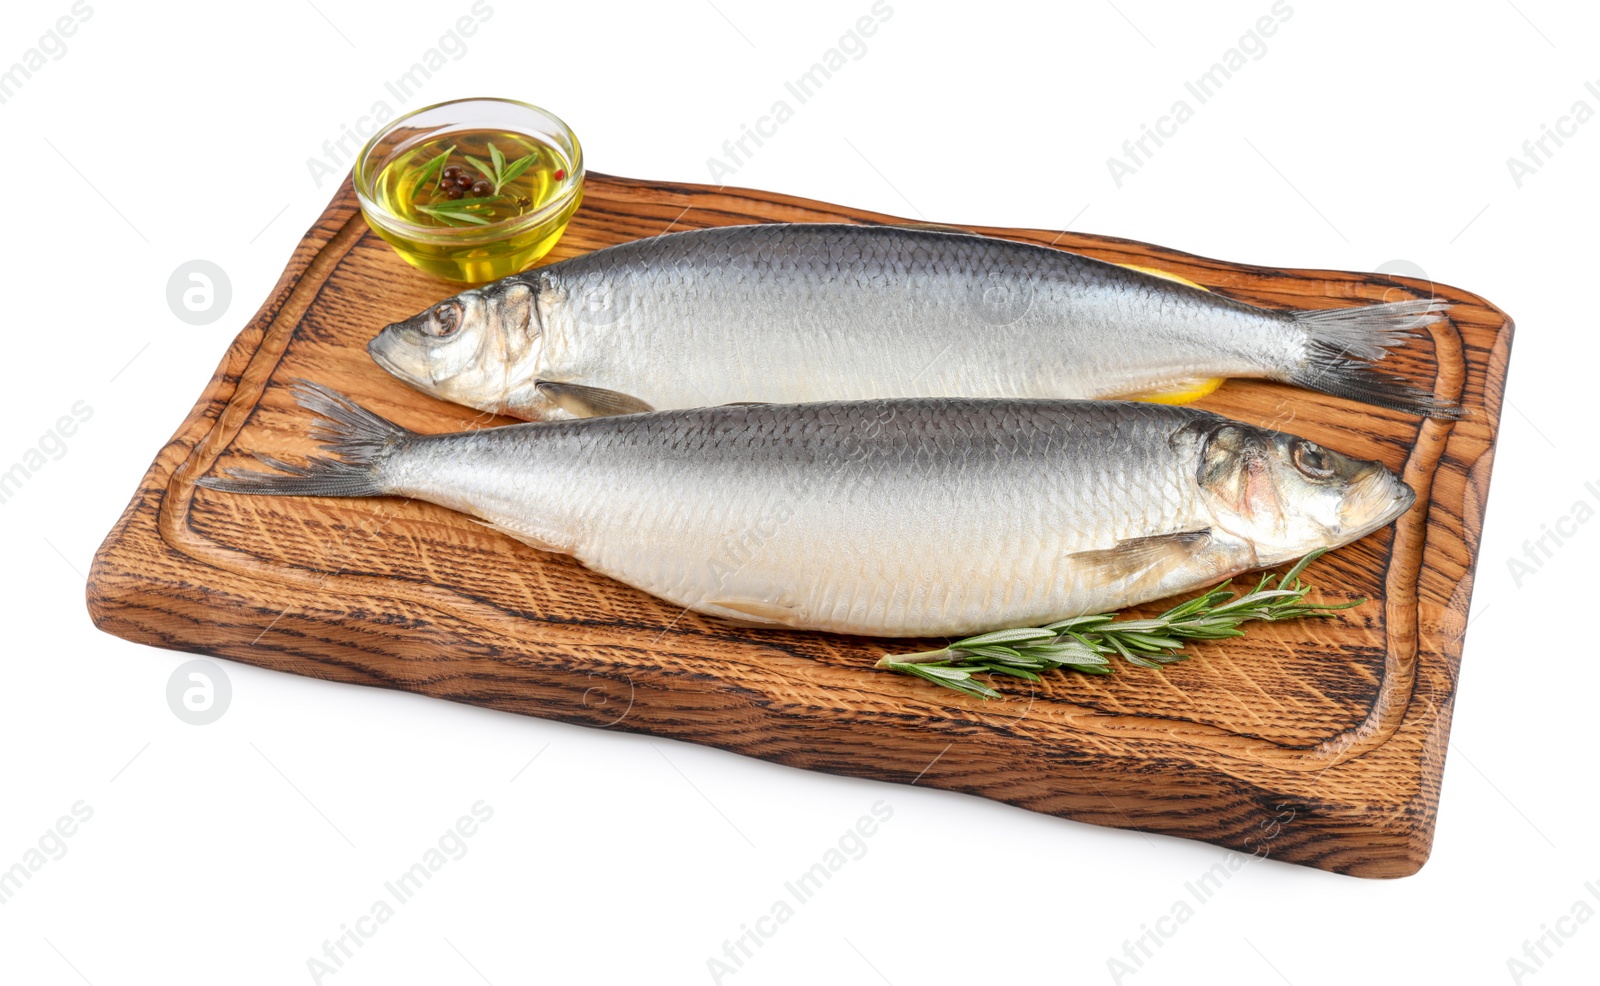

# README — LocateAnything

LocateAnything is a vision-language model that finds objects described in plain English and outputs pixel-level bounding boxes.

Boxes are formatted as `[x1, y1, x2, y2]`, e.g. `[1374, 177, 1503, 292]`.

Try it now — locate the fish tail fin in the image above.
[1283, 299, 1467, 419]
[194, 381, 414, 498]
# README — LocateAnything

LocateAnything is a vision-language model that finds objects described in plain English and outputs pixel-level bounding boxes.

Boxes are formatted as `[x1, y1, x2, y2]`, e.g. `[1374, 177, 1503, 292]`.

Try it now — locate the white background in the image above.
[2, 1, 1595, 983]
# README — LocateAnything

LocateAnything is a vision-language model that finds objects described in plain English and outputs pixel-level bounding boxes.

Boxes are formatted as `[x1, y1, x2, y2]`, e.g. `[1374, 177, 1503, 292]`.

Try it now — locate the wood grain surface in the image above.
[86, 173, 1512, 877]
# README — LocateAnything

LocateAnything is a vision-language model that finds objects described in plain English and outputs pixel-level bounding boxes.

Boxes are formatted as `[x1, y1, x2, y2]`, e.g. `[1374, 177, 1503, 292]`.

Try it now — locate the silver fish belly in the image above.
[368, 223, 1458, 420]
[198, 385, 1415, 639]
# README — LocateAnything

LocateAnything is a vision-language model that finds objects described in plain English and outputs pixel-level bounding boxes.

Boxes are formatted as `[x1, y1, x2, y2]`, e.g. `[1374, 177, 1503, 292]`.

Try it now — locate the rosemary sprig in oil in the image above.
[465, 140, 538, 196]
[414, 197, 499, 226]
[403, 140, 540, 227]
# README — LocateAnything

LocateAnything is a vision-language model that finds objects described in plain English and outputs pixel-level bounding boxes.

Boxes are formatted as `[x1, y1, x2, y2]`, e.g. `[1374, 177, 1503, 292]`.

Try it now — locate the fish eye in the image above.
[1292, 440, 1335, 479]
[423, 301, 462, 338]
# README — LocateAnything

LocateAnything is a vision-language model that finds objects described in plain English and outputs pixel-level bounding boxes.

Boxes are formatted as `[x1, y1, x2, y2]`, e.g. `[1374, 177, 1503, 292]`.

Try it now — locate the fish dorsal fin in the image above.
[720, 401, 771, 407]
[704, 597, 803, 626]
[1068, 530, 1212, 587]
[891, 221, 973, 236]
[535, 380, 654, 418]
[1113, 377, 1226, 406]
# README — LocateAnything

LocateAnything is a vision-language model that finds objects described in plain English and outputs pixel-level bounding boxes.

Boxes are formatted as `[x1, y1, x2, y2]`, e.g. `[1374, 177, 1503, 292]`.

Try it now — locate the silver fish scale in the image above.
[397, 398, 1226, 636]
[531, 224, 1293, 413]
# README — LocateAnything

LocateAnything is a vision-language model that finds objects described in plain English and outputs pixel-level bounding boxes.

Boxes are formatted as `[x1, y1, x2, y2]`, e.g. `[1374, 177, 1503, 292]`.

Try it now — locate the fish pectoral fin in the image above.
[1113, 377, 1227, 406]
[534, 380, 655, 418]
[1068, 530, 1213, 586]
[467, 517, 570, 554]
[704, 597, 803, 627]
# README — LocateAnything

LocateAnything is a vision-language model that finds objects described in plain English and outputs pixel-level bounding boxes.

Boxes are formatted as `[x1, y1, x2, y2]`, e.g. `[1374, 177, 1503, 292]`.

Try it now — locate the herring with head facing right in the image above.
[196, 383, 1414, 639]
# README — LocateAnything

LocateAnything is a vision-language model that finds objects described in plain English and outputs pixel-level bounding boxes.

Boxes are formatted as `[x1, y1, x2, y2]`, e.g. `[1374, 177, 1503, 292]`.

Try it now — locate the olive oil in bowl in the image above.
[355, 100, 584, 283]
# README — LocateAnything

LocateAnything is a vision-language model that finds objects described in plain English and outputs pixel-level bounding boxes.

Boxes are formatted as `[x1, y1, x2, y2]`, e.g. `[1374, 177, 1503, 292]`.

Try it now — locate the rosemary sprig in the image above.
[875, 549, 1363, 700]
[465, 140, 538, 195]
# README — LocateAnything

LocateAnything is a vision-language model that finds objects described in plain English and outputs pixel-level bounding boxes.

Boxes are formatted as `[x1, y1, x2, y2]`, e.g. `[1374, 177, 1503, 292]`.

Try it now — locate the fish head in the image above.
[367, 277, 541, 415]
[1188, 420, 1416, 566]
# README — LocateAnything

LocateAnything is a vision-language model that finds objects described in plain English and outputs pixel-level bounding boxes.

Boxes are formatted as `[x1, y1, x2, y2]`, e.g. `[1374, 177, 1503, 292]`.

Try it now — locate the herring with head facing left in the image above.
[366, 223, 1463, 422]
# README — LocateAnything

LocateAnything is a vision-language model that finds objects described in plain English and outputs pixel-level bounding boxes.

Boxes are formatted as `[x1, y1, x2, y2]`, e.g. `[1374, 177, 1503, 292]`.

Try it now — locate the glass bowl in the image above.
[354, 97, 584, 284]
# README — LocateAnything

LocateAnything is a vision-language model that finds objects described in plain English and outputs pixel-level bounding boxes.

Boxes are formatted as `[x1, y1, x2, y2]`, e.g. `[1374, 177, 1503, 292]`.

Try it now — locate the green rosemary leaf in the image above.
[1098, 618, 1170, 633]
[980, 664, 1043, 681]
[1042, 614, 1115, 632]
[414, 200, 501, 227]
[899, 664, 1000, 700]
[915, 665, 977, 681]
[956, 679, 1005, 700]
[408, 145, 455, 200]
[488, 141, 506, 180]
[1174, 627, 1247, 641]
[1057, 629, 1113, 653]
[1156, 594, 1221, 621]
[464, 154, 496, 183]
[1065, 663, 1117, 676]
[1102, 634, 1138, 662]
[1113, 631, 1185, 650]
[1143, 651, 1192, 665]
[951, 627, 1058, 648]
[983, 651, 1053, 667]
[954, 644, 1026, 661]
[414, 198, 499, 217]
[1313, 596, 1367, 612]
[423, 210, 493, 227]
[1020, 642, 1106, 664]
[1280, 546, 1328, 586]
[496, 152, 537, 192]
[1207, 589, 1304, 615]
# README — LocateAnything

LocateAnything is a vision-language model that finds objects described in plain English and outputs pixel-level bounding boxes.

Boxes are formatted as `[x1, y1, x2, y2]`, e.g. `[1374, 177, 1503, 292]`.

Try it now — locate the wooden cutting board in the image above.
[87, 174, 1511, 877]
